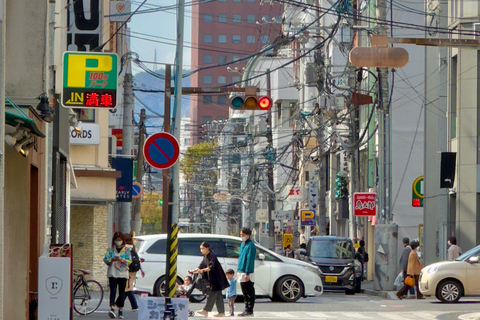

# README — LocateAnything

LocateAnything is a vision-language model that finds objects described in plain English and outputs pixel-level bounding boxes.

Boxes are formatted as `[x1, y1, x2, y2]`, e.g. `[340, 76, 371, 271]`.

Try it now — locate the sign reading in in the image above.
[353, 193, 377, 216]
[62, 52, 118, 108]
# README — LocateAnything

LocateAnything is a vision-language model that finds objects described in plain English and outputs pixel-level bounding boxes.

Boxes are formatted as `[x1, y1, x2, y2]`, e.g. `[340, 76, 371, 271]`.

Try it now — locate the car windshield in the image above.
[310, 239, 354, 259]
[456, 245, 480, 261]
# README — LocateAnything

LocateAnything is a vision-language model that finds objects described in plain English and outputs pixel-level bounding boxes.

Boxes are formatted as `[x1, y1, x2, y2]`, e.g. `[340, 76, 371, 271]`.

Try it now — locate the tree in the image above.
[140, 192, 163, 234]
[180, 141, 217, 182]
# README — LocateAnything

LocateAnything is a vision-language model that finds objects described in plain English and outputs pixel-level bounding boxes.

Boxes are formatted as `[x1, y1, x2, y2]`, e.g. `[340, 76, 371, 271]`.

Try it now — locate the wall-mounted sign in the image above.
[109, 1, 131, 22]
[69, 123, 100, 145]
[62, 52, 118, 109]
[353, 192, 377, 216]
[300, 209, 315, 226]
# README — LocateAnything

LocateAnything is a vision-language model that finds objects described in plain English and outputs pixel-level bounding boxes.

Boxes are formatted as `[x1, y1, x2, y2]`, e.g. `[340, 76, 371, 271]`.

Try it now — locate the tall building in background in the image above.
[190, 0, 283, 145]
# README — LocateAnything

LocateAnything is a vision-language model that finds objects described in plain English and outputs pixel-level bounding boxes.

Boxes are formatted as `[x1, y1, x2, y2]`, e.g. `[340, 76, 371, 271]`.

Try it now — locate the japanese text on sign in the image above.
[138, 297, 189, 320]
[353, 193, 377, 216]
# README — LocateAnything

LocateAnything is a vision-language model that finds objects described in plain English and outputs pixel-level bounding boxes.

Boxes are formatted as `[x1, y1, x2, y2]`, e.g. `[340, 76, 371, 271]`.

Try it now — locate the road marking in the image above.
[412, 312, 438, 319]
[304, 312, 336, 318]
[459, 313, 480, 320]
[341, 312, 372, 318]
[376, 313, 407, 319]
[266, 312, 299, 318]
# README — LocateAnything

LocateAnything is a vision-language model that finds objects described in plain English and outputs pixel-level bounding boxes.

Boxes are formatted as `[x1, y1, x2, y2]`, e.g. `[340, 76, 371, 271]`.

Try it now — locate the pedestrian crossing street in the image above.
[194, 311, 445, 319]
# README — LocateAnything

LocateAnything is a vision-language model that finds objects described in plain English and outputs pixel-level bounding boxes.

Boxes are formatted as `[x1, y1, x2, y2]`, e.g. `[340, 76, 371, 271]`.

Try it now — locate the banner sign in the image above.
[111, 157, 133, 202]
[353, 193, 377, 216]
[138, 297, 189, 320]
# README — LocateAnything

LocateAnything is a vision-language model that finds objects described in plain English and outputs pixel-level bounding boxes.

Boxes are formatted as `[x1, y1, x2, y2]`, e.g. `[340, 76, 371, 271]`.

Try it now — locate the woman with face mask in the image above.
[104, 231, 132, 319]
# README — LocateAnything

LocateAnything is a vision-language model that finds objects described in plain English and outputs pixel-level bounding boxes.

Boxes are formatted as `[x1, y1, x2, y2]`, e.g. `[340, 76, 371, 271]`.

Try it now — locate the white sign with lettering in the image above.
[70, 123, 100, 145]
[38, 256, 71, 320]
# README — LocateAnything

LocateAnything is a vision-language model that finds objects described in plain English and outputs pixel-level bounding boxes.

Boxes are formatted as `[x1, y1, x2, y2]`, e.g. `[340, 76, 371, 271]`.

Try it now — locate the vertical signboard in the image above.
[111, 157, 133, 202]
[353, 193, 377, 216]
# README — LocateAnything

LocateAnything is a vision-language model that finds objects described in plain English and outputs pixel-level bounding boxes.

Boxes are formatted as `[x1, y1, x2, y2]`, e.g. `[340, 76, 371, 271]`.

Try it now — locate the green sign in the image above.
[412, 176, 423, 207]
[62, 52, 118, 109]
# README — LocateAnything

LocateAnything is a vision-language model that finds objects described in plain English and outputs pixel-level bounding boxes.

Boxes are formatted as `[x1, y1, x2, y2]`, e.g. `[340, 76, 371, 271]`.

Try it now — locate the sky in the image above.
[129, 1, 192, 74]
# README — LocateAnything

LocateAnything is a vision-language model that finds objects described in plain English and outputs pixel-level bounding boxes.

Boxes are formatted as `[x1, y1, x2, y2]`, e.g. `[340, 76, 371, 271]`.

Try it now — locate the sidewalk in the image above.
[361, 280, 399, 300]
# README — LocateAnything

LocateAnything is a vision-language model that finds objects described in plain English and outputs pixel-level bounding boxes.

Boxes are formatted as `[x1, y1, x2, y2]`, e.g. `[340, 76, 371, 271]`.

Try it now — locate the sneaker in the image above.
[108, 309, 116, 319]
[132, 308, 138, 312]
[238, 311, 254, 317]
[118, 310, 124, 319]
[213, 313, 225, 317]
[196, 309, 208, 316]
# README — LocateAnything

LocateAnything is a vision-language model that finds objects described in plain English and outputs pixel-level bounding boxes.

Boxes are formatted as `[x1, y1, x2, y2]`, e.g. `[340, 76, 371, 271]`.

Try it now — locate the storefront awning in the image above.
[5, 95, 45, 138]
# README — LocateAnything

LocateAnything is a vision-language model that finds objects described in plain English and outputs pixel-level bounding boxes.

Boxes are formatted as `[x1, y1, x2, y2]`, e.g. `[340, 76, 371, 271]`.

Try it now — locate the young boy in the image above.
[225, 269, 237, 316]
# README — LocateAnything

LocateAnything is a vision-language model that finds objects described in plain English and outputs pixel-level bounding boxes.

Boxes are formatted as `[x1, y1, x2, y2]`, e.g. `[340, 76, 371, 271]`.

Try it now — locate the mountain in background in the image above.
[133, 69, 191, 133]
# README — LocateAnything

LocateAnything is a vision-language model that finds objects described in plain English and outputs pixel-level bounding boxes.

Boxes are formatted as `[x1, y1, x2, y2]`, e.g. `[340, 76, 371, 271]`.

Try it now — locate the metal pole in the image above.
[132, 109, 146, 235]
[119, 66, 134, 233]
[162, 64, 171, 234]
[0, 1, 5, 317]
[266, 70, 275, 246]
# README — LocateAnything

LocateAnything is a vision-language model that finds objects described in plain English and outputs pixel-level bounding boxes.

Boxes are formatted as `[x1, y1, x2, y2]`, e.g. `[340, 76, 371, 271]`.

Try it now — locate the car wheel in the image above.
[154, 276, 182, 297]
[274, 276, 304, 302]
[355, 277, 362, 293]
[436, 280, 463, 303]
[345, 288, 355, 295]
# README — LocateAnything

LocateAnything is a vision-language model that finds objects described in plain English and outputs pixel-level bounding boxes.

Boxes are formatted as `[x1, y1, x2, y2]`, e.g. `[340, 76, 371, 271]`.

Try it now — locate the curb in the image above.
[361, 288, 397, 300]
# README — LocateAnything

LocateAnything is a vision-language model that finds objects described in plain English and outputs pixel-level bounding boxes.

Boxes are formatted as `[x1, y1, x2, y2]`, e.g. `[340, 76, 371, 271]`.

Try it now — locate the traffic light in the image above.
[158, 200, 163, 205]
[334, 172, 349, 201]
[229, 86, 272, 111]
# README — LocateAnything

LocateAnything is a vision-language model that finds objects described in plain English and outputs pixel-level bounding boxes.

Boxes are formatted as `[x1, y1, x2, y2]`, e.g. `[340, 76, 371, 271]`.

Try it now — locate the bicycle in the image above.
[73, 269, 104, 315]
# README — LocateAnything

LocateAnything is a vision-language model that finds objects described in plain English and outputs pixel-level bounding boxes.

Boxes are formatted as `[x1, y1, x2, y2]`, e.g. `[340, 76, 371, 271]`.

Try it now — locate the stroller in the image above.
[177, 273, 208, 317]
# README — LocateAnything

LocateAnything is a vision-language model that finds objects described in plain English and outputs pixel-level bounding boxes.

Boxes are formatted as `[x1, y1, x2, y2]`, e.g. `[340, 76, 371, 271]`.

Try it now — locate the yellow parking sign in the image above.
[283, 234, 293, 248]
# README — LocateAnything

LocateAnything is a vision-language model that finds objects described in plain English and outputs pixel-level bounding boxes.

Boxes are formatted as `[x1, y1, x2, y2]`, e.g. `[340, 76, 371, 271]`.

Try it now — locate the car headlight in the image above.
[425, 264, 441, 274]
[304, 264, 321, 276]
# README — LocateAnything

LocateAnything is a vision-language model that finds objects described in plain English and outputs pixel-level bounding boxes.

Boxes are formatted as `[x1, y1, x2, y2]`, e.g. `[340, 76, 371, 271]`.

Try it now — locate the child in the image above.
[225, 269, 237, 317]
[177, 276, 193, 297]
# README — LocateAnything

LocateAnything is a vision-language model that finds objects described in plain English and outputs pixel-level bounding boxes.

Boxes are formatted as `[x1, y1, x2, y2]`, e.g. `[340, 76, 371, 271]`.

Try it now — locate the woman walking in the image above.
[104, 231, 131, 318]
[190, 242, 229, 317]
[396, 240, 423, 299]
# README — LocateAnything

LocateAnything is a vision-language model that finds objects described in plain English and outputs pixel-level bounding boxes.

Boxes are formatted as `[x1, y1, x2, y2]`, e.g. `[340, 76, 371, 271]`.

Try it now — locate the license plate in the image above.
[325, 276, 337, 283]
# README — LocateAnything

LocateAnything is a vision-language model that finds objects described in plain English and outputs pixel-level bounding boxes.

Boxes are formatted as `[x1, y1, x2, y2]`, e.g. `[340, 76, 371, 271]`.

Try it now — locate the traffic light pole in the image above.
[266, 70, 276, 242]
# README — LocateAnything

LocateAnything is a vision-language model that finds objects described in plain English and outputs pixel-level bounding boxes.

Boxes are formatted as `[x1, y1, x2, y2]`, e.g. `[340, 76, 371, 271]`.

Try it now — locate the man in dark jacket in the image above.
[237, 227, 256, 317]
[399, 237, 414, 297]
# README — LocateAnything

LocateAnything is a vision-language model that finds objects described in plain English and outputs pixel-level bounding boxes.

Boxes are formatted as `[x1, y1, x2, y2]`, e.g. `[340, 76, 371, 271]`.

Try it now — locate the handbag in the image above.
[404, 275, 415, 287]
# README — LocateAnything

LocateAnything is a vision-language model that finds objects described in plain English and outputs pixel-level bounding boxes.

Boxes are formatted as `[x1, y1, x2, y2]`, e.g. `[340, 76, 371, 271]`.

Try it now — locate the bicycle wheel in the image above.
[73, 280, 104, 315]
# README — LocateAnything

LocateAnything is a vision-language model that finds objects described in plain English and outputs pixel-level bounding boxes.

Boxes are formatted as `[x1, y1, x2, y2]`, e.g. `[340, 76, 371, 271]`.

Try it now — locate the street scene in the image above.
[1, 0, 479, 320]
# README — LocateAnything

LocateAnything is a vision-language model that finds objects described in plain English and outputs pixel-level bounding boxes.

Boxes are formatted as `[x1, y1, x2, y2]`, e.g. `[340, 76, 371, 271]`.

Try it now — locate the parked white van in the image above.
[133, 233, 323, 302]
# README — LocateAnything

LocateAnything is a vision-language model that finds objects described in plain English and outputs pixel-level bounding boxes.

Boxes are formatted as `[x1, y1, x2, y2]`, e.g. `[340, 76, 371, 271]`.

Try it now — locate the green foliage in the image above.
[141, 192, 163, 234]
[180, 141, 217, 183]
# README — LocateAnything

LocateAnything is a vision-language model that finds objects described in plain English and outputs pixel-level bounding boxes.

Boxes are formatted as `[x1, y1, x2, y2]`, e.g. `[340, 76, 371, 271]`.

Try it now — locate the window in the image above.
[261, 35, 269, 44]
[247, 0, 255, 2]
[218, 34, 227, 43]
[232, 35, 241, 44]
[256, 247, 281, 261]
[203, 96, 212, 104]
[203, 75, 212, 84]
[223, 240, 241, 258]
[74, 108, 95, 122]
[204, 34, 213, 43]
[217, 75, 227, 84]
[232, 55, 241, 64]
[202, 116, 213, 124]
[204, 14, 213, 22]
[178, 240, 203, 256]
[217, 95, 227, 105]
[246, 15, 255, 23]
[233, 14, 241, 23]
[146, 239, 166, 254]
[246, 35, 255, 44]
[274, 15, 282, 23]
[233, 0, 241, 2]
[218, 14, 227, 23]
[218, 0, 226, 2]
[203, 54, 213, 64]
[232, 75, 241, 83]
[261, 15, 270, 23]
[218, 55, 227, 64]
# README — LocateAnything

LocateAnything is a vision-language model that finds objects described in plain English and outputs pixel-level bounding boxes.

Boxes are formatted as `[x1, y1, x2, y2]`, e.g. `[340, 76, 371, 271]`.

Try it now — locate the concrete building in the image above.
[189, 0, 283, 145]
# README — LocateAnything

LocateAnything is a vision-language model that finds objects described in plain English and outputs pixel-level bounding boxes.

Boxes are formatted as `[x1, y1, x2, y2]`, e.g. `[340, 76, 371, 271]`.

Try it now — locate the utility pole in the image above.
[132, 109, 146, 235]
[119, 64, 134, 234]
[162, 64, 171, 234]
[266, 69, 275, 248]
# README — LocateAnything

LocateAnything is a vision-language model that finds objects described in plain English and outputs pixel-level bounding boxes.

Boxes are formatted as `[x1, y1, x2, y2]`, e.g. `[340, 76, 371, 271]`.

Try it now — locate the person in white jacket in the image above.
[447, 236, 462, 261]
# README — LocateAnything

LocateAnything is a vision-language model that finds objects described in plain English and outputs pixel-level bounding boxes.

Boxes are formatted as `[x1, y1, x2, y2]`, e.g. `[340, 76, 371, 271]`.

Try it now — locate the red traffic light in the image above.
[258, 96, 272, 110]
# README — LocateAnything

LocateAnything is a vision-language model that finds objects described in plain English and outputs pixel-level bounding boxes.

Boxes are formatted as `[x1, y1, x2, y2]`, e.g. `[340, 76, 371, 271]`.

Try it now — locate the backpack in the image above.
[363, 252, 369, 263]
[129, 246, 141, 272]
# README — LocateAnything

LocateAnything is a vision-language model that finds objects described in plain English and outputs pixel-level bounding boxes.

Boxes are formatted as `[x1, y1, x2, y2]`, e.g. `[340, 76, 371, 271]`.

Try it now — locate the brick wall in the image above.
[71, 205, 109, 288]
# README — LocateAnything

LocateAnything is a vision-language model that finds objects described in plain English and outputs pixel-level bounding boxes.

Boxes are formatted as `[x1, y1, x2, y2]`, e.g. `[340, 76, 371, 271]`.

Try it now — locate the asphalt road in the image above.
[72, 290, 480, 320]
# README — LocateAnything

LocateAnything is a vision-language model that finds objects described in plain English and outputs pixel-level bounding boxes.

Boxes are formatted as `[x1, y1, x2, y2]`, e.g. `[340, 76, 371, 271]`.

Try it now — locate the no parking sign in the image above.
[143, 132, 180, 170]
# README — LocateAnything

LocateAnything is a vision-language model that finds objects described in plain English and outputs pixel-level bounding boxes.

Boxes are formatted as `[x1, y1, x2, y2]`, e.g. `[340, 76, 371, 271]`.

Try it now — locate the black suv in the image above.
[301, 236, 362, 294]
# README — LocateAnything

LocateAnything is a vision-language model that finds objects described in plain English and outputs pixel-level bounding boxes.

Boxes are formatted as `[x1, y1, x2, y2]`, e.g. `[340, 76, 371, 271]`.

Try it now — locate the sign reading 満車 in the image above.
[62, 52, 118, 109]
[353, 192, 377, 216]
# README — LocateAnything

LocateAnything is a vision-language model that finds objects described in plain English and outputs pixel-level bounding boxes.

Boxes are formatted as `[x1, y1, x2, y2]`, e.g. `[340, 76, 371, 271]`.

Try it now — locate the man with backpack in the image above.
[124, 233, 145, 311]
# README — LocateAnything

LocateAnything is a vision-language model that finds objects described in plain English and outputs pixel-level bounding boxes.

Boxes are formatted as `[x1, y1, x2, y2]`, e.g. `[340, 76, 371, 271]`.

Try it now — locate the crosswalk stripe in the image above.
[412, 312, 437, 319]
[266, 312, 299, 318]
[303, 312, 336, 318]
[376, 313, 407, 319]
[340, 312, 372, 318]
